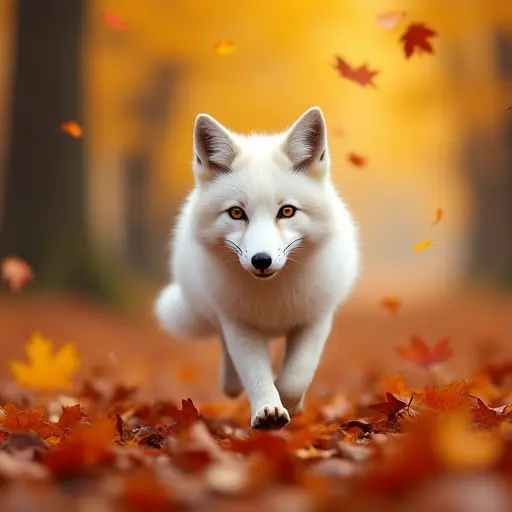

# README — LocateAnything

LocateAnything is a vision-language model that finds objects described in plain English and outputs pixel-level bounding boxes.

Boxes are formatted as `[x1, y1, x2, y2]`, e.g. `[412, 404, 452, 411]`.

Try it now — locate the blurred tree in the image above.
[0, 0, 121, 302]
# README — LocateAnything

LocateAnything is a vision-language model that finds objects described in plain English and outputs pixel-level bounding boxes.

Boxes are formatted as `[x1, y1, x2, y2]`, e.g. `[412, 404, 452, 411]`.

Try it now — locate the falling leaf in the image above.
[376, 11, 406, 30]
[177, 364, 199, 385]
[103, 12, 129, 31]
[215, 41, 235, 55]
[333, 56, 379, 87]
[10, 333, 81, 390]
[431, 207, 443, 225]
[60, 121, 83, 138]
[412, 239, 433, 252]
[369, 393, 408, 420]
[347, 153, 366, 167]
[400, 23, 437, 59]
[1, 256, 34, 292]
[380, 297, 401, 313]
[396, 335, 452, 369]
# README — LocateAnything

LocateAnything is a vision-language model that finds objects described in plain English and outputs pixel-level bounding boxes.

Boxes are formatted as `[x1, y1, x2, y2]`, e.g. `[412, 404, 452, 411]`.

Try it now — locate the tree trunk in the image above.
[0, 0, 118, 301]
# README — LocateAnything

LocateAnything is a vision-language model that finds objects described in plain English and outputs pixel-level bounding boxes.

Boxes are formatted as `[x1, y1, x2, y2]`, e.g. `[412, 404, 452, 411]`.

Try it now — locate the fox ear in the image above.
[283, 107, 328, 174]
[193, 114, 237, 179]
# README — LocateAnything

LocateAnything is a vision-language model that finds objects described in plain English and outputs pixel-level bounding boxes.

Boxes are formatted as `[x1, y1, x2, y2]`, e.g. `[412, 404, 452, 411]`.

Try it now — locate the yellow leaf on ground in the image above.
[10, 333, 81, 391]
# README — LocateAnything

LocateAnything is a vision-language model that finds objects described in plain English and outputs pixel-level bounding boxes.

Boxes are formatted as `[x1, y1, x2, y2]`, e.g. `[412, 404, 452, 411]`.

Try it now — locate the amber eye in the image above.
[228, 207, 246, 220]
[278, 205, 297, 219]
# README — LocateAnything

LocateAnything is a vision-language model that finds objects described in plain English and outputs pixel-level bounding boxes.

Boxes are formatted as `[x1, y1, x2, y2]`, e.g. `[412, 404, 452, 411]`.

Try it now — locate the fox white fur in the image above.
[155, 107, 359, 429]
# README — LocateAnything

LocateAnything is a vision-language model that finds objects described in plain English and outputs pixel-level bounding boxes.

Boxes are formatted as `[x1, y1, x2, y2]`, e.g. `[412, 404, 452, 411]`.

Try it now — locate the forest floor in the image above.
[0, 286, 511, 510]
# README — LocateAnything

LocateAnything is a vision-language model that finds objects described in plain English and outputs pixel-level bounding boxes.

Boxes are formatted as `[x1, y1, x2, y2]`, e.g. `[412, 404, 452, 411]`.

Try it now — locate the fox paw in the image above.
[251, 405, 290, 430]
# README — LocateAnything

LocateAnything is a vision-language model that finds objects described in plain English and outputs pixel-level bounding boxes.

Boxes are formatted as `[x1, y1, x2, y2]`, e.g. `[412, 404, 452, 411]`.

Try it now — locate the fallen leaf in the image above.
[215, 41, 235, 55]
[0, 402, 59, 439]
[431, 207, 443, 225]
[333, 56, 379, 87]
[347, 153, 367, 167]
[43, 417, 116, 475]
[400, 23, 437, 59]
[396, 335, 452, 369]
[470, 397, 512, 429]
[380, 297, 401, 313]
[164, 398, 200, 436]
[421, 381, 470, 412]
[103, 12, 129, 31]
[10, 332, 81, 390]
[376, 11, 406, 30]
[369, 392, 408, 420]
[60, 121, 83, 138]
[1, 256, 34, 292]
[412, 239, 433, 252]
[57, 405, 88, 430]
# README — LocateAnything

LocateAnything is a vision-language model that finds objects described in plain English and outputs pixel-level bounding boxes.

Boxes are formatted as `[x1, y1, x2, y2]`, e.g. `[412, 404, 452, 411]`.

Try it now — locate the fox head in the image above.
[191, 107, 338, 280]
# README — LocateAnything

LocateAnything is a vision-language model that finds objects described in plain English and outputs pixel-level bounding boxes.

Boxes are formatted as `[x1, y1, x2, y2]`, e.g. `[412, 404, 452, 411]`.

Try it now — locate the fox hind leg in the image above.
[154, 283, 214, 338]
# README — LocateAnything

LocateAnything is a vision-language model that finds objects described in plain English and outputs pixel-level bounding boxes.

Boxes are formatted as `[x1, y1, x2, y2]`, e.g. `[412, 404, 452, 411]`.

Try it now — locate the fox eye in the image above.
[227, 206, 247, 220]
[277, 205, 297, 219]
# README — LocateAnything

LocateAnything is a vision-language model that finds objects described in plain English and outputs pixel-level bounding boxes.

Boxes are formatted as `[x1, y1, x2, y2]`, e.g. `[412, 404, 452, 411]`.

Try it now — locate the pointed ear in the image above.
[193, 114, 237, 179]
[283, 107, 328, 174]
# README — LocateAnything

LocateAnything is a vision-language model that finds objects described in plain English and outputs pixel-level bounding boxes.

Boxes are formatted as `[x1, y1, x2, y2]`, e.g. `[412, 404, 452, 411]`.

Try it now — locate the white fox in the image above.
[155, 107, 359, 429]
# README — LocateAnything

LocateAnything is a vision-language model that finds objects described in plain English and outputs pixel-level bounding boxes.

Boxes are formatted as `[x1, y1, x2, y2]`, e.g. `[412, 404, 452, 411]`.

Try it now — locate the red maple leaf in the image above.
[400, 23, 437, 59]
[58, 405, 88, 430]
[396, 335, 452, 369]
[347, 153, 367, 167]
[369, 392, 408, 420]
[333, 56, 379, 87]
[421, 381, 469, 412]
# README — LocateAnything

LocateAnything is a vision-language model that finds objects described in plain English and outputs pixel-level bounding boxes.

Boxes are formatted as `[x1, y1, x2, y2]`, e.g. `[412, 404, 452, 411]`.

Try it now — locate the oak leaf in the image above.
[10, 333, 81, 390]
[333, 56, 379, 87]
[396, 335, 452, 368]
[400, 23, 437, 58]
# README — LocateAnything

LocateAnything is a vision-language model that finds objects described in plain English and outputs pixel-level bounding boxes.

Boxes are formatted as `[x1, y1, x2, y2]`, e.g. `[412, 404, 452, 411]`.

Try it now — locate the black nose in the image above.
[251, 253, 272, 271]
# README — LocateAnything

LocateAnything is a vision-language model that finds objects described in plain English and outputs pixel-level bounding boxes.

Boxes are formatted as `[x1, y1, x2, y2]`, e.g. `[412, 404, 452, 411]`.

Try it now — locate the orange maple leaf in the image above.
[347, 153, 367, 167]
[422, 381, 470, 412]
[396, 335, 452, 369]
[333, 56, 379, 87]
[60, 120, 82, 138]
[376, 11, 406, 30]
[380, 296, 401, 313]
[103, 12, 129, 31]
[0, 256, 34, 292]
[431, 207, 443, 225]
[0, 401, 59, 439]
[400, 23, 437, 59]
[215, 41, 235, 55]
[369, 392, 408, 420]
[164, 398, 200, 435]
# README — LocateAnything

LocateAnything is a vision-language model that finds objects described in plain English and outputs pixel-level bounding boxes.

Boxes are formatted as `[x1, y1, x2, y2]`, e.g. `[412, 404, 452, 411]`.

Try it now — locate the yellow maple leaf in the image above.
[10, 332, 81, 390]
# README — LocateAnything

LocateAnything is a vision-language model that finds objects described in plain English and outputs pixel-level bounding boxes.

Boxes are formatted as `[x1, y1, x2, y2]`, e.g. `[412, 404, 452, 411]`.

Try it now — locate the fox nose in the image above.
[251, 253, 272, 271]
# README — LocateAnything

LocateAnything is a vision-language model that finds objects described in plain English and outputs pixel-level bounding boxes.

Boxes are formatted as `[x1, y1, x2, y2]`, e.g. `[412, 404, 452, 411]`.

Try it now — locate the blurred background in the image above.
[0, 0, 511, 401]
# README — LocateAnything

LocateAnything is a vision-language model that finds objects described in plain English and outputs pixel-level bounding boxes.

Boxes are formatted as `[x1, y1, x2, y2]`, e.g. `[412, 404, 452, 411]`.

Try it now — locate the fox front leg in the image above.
[221, 319, 290, 429]
[219, 335, 243, 398]
[275, 314, 334, 416]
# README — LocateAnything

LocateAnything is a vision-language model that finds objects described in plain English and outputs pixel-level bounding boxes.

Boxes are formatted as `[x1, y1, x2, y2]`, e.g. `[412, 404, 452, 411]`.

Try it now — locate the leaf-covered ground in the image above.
[1, 292, 512, 511]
